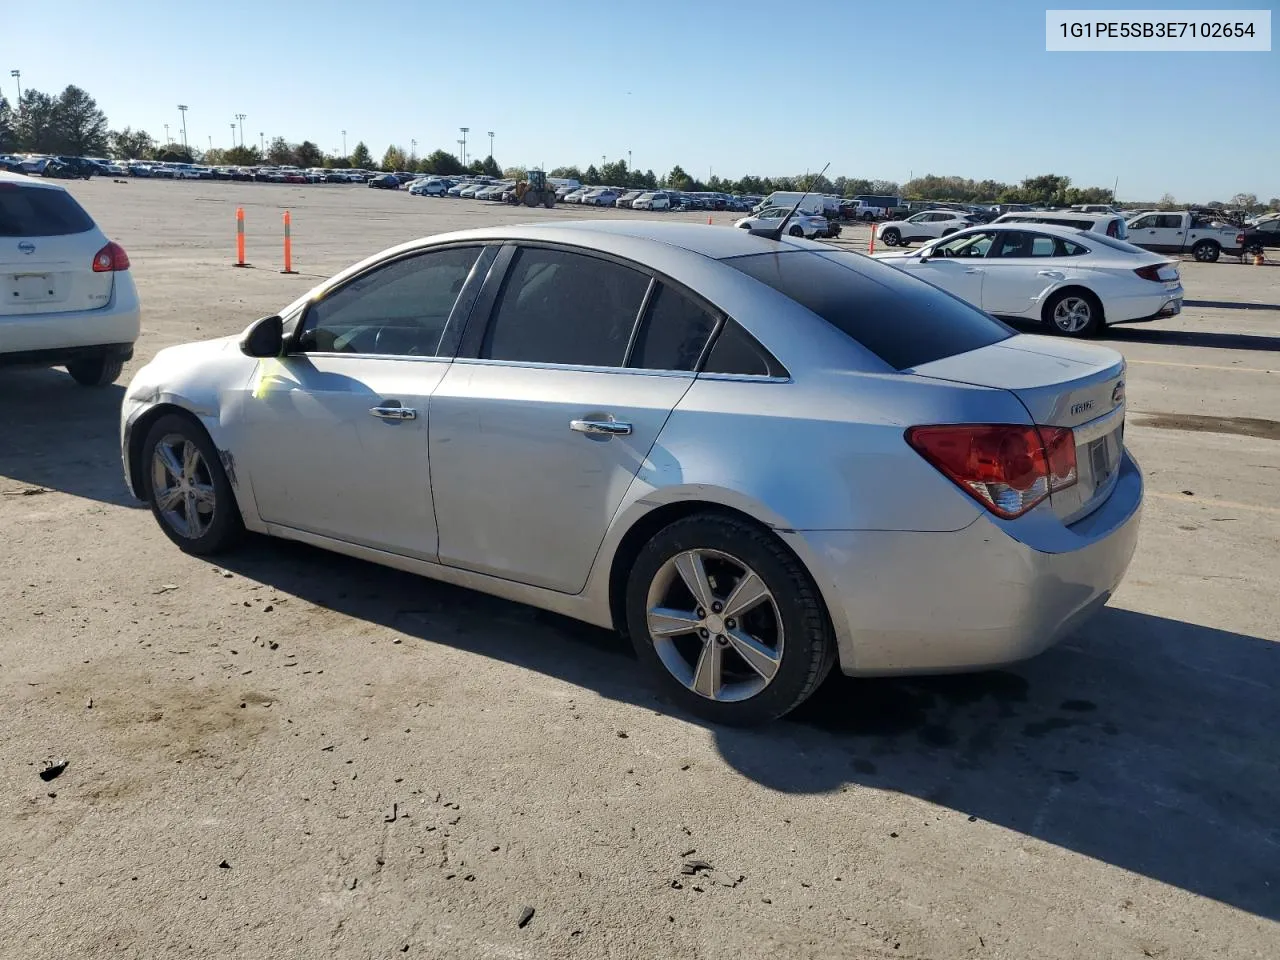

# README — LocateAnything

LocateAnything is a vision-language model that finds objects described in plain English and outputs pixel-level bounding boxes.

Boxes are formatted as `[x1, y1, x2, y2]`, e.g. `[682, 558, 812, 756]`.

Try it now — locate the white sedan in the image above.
[734, 206, 829, 239]
[876, 210, 983, 247]
[875, 223, 1183, 336]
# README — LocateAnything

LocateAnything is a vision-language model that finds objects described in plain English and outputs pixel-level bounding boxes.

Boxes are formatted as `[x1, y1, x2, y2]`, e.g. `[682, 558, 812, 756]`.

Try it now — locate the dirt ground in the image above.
[2, 180, 1277, 960]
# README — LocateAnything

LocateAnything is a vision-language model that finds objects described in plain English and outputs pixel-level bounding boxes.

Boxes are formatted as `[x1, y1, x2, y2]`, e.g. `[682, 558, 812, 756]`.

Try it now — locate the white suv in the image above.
[876, 210, 983, 247]
[1, 173, 140, 385]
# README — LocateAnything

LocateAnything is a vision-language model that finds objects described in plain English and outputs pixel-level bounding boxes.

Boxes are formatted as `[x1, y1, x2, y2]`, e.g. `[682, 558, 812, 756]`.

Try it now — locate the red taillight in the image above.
[905, 424, 1077, 519]
[92, 240, 130, 272]
[1236, 232, 1244, 246]
[1134, 264, 1164, 282]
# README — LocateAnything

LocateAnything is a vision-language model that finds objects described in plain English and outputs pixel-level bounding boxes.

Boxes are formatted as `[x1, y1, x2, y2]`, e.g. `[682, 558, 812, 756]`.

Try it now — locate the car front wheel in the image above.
[880, 227, 900, 246]
[141, 414, 244, 554]
[625, 513, 835, 725]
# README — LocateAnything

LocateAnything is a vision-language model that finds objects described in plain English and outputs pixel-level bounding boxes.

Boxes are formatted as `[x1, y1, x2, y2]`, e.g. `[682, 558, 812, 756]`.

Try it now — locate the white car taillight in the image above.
[92, 241, 131, 272]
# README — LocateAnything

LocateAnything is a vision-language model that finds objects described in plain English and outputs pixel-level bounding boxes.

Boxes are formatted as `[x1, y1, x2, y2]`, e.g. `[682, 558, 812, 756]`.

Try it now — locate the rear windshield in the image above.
[722, 250, 1011, 370]
[1083, 232, 1156, 256]
[0, 185, 96, 237]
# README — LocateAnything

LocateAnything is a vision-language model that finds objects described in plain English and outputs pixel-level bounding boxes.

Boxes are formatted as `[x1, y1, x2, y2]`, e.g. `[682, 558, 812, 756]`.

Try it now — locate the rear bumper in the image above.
[0, 277, 141, 356]
[0, 342, 133, 368]
[1104, 286, 1183, 324]
[787, 451, 1143, 676]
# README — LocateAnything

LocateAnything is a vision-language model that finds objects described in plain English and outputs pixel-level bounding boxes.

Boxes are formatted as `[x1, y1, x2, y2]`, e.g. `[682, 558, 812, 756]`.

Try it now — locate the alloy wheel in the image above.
[150, 433, 217, 540]
[644, 549, 784, 702]
[1053, 297, 1093, 333]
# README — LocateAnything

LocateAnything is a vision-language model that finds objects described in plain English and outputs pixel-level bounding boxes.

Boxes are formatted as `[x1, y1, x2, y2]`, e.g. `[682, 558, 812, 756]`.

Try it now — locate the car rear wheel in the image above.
[788, 225, 804, 237]
[625, 513, 835, 725]
[1192, 240, 1220, 263]
[1045, 289, 1102, 337]
[66, 353, 124, 387]
[881, 227, 900, 246]
[141, 414, 244, 555]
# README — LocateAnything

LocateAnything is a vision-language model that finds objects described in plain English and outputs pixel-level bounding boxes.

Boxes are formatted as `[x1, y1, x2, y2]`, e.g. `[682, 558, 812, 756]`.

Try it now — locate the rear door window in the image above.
[481, 247, 649, 367]
[627, 283, 719, 372]
[0, 185, 96, 237]
[721, 250, 1010, 370]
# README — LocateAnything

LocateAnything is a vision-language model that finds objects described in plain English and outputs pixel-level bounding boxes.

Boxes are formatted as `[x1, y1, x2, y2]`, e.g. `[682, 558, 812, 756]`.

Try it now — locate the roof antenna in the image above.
[750, 162, 831, 241]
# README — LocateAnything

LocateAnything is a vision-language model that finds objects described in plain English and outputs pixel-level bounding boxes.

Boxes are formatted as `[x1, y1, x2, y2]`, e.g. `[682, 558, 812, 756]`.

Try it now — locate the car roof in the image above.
[0, 170, 65, 191]
[955, 222, 1097, 238]
[414, 220, 821, 262]
[997, 211, 1120, 223]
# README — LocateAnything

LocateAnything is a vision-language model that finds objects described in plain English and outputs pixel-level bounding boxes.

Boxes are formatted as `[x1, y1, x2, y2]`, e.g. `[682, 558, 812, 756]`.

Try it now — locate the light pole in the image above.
[230, 123, 236, 148]
[628, 149, 632, 170]
[410, 138, 417, 160]
[488, 130, 494, 158]
[207, 135, 212, 151]
[341, 130, 347, 155]
[9, 70, 21, 109]
[164, 123, 170, 146]
[259, 132, 265, 154]
[177, 105, 189, 152]
[459, 127, 469, 167]
[235, 114, 246, 148]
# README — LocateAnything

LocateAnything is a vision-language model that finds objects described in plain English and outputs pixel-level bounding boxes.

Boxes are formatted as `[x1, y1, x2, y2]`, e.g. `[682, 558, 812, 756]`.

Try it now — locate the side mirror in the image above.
[239, 314, 283, 358]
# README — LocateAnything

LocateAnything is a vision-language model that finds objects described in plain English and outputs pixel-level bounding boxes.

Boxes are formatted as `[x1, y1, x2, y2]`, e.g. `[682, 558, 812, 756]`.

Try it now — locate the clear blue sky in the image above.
[4, 0, 1276, 201]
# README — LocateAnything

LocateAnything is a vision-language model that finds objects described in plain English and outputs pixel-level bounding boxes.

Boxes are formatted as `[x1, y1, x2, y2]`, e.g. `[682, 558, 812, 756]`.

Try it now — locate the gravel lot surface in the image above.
[2, 180, 1277, 960]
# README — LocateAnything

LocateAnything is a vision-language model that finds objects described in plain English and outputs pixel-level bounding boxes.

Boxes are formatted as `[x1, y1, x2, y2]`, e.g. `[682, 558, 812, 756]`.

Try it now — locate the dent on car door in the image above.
[980, 231, 1065, 317]
[429, 245, 717, 594]
[239, 245, 492, 558]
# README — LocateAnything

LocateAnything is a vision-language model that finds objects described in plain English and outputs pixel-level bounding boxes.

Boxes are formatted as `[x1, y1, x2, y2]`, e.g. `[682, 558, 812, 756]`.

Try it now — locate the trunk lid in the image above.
[0, 183, 113, 317]
[0, 232, 114, 316]
[910, 335, 1126, 523]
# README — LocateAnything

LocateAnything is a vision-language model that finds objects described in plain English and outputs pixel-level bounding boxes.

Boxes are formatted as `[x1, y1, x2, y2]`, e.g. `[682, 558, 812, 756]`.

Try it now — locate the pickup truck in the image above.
[1125, 211, 1244, 263]
[839, 200, 882, 221]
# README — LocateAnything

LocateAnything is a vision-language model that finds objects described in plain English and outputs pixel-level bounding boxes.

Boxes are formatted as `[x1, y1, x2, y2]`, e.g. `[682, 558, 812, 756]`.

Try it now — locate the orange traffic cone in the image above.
[707, 215, 713, 225]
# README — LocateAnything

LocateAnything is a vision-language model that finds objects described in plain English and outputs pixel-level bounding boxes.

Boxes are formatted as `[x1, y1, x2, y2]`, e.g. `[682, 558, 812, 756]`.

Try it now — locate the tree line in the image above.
[2, 86, 1276, 212]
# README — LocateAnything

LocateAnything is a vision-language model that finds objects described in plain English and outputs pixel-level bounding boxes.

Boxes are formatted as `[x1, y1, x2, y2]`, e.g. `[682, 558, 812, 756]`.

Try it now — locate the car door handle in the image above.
[965, 268, 983, 274]
[570, 418, 632, 436]
[369, 405, 417, 421]
[1037, 270, 1065, 278]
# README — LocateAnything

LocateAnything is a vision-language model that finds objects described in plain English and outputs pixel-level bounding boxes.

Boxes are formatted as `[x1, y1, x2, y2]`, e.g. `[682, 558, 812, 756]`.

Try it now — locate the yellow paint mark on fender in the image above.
[252, 358, 281, 399]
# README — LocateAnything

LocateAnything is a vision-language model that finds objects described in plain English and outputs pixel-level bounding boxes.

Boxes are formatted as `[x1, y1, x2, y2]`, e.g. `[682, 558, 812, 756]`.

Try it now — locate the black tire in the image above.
[543, 194, 555, 208]
[624, 513, 836, 726]
[1043, 288, 1102, 337]
[140, 413, 244, 555]
[1192, 240, 1220, 263]
[523, 192, 538, 207]
[1245, 241, 1264, 258]
[788, 225, 804, 237]
[881, 227, 900, 246]
[66, 353, 124, 387]
[941, 228, 958, 237]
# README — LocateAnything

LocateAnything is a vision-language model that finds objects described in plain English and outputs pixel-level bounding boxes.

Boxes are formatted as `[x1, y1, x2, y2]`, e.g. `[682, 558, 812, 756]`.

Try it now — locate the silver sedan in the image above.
[120, 221, 1142, 724]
